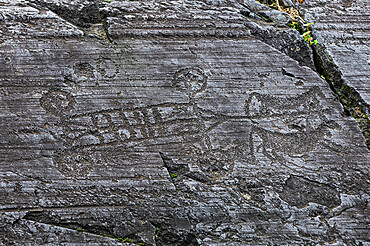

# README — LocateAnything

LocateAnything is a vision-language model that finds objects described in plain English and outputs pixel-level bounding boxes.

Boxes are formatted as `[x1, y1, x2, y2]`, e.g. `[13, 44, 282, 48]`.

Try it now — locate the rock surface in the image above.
[301, 0, 370, 148]
[0, 0, 369, 245]
[303, 0, 370, 104]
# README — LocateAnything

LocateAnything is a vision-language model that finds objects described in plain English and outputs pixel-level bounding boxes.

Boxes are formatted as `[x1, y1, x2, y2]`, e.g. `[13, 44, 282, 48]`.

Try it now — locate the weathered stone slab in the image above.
[0, 0, 369, 245]
[302, 0, 370, 105]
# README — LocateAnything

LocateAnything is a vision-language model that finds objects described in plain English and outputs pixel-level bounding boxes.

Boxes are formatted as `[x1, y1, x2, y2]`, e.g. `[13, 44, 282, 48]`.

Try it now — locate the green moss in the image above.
[289, 22, 319, 46]
[117, 238, 133, 243]
[289, 21, 303, 33]
[169, 172, 178, 179]
[76, 228, 84, 232]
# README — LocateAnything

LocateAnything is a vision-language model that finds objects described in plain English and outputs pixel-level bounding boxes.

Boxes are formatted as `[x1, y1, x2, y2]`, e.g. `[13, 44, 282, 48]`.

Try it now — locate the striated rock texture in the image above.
[303, 0, 370, 104]
[0, 0, 369, 245]
[300, 0, 370, 148]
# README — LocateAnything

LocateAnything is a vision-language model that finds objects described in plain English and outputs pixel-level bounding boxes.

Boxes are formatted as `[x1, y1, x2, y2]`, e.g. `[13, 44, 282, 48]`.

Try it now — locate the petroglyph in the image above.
[63, 57, 120, 88]
[242, 88, 343, 168]
[47, 103, 217, 176]
[203, 87, 343, 172]
[245, 86, 328, 131]
[172, 67, 207, 97]
[40, 67, 215, 177]
[245, 87, 325, 114]
[2, 1, 369, 244]
[40, 90, 76, 117]
[249, 121, 339, 168]
[53, 150, 97, 178]
[73, 62, 95, 78]
[40, 77, 342, 177]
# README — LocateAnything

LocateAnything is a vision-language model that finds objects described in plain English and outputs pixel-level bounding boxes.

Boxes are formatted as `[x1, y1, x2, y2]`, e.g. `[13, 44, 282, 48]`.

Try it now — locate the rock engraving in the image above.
[249, 121, 339, 168]
[245, 86, 327, 127]
[41, 68, 214, 177]
[3, 1, 370, 244]
[244, 88, 342, 168]
[40, 75, 339, 179]
[172, 67, 207, 97]
[40, 90, 76, 117]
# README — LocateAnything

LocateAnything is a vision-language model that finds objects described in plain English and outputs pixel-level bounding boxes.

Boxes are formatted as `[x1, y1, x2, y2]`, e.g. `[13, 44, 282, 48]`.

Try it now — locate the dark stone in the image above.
[0, 0, 369, 245]
[280, 175, 341, 208]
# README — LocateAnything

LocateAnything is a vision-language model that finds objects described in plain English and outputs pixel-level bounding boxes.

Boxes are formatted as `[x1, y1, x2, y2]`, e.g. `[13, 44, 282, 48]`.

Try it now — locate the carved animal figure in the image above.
[245, 86, 326, 119]
[249, 120, 339, 166]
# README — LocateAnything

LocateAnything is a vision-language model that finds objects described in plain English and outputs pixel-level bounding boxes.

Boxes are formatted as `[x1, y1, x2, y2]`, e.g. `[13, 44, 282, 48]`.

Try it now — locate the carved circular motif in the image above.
[40, 90, 75, 116]
[73, 61, 95, 78]
[172, 67, 207, 96]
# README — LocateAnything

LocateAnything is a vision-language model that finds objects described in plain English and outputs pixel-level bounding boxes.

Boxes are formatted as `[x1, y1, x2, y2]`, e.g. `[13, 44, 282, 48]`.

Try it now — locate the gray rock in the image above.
[302, 0, 370, 102]
[301, 0, 370, 147]
[0, 0, 369, 245]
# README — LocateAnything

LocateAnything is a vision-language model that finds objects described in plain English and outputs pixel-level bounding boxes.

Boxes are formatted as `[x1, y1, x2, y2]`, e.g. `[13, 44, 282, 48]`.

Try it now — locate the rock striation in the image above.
[301, 0, 370, 148]
[0, 0, 369, 245]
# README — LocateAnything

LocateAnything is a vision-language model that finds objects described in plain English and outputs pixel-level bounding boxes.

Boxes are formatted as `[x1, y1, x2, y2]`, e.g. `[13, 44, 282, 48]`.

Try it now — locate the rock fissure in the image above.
[311, 43, 370, 148]
[257, 0, 370, 148]
[94, 1, 113, 44]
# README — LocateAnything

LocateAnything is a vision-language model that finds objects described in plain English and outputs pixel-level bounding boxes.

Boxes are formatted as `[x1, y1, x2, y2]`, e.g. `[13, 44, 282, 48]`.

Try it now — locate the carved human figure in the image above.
[40, 67, 216, 178]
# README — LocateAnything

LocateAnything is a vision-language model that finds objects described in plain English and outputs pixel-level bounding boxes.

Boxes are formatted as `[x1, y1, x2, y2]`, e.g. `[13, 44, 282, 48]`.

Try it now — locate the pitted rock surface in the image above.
[0, 0, 369, 245]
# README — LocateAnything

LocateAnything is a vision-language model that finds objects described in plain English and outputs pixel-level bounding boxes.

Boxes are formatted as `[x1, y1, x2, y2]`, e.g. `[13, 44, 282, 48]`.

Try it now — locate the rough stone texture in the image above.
[302, 0, 370, 105]
[0, 0, 369, 245]
[300, 0, 370, 148]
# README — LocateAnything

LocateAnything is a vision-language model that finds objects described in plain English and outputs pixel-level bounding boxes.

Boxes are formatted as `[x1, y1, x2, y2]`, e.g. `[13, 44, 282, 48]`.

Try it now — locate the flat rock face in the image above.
[303, 0, 370, 105]
[0, 1, 369, 245]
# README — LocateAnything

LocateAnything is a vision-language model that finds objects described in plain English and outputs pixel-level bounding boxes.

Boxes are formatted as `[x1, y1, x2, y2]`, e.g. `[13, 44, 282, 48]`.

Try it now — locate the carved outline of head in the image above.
[74, 61, 95, 78]
[40, 90, 75, 117]
[318, 118, 342, 139]
[172, 67, 207, 97]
